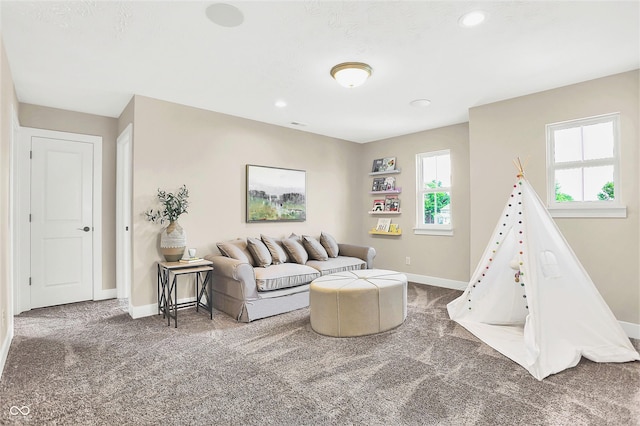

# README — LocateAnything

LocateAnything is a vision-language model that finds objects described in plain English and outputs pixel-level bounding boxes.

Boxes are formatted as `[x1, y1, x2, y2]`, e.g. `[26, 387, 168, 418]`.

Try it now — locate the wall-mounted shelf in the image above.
[369, 211, 401, 215]
[369, 169, 401, 176]
[370, 189, 402, 195]
[369, 229, 402, 236]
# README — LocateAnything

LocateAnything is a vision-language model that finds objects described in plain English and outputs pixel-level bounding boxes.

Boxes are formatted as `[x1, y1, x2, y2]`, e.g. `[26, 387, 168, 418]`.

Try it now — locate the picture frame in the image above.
[246, 165, 306, 222]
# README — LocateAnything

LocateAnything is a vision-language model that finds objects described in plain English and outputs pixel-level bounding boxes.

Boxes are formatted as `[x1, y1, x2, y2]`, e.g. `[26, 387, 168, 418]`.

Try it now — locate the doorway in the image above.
[15, 127, 102, 314]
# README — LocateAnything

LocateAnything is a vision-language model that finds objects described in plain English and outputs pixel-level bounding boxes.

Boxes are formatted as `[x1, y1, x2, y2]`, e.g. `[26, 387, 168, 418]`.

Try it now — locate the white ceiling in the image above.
[2, 1, 638, 143]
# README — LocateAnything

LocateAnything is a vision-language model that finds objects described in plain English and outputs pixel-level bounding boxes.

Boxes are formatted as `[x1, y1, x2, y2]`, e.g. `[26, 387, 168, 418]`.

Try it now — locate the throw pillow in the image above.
[320, 232, 339, 258]
[217, 239, 256, 266]
[302, 235, 329, 261]
[288, 232, 302, 243]
[281, 237, 309, 264]
[247, 237, 272, 268]
[261, 234, 289, 264]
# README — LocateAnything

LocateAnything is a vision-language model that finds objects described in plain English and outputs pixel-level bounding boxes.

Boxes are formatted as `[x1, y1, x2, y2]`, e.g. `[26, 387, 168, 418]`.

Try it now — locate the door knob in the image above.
[78, 226, 91, 232]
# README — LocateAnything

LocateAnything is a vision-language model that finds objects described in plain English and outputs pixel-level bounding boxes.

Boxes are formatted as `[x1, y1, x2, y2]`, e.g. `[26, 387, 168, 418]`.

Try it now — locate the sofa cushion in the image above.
[306, 256, 366, 275]
[217, 239, 256, 266]
[247, 237, 272, 267]
[261, 234, 289, 265]
[320, 232, 339, 258]
[282, 238, 308, 264]
[254, 263, 320, 292]
[302, 235, 329, 261]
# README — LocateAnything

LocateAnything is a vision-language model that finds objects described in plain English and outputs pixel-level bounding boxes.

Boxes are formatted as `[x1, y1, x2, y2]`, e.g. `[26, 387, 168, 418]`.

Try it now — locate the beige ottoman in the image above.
[309, 269, 407, 337]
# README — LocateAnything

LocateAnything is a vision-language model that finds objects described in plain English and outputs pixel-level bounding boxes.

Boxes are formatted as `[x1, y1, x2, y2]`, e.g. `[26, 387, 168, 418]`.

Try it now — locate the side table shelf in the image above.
[157, 260, 214, 328]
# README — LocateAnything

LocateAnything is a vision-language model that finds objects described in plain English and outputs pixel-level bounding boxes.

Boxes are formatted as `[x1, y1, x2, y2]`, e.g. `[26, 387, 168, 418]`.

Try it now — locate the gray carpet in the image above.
[1, 283, 639, 425]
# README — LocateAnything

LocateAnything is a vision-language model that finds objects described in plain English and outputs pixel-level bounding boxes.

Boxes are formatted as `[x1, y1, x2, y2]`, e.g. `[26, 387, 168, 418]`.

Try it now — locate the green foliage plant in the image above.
[597, 181, 614, 201]
[144, 185, 189, 224]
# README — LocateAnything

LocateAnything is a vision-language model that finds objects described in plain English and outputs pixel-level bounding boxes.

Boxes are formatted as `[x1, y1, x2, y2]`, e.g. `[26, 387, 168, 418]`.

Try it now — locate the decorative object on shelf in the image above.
[385, 196, 400, 212]
[330, 62, 372, 88]
[376, 218, 391, 232]
[384, 176, 396, 190]
[372, 177, 385, 191]
[382, 157, 396, 172]
[371, 158, 384, 173]
[246, 164, 306, 222]
[372, 199, 385, 212]
[145, 185, 189, 262]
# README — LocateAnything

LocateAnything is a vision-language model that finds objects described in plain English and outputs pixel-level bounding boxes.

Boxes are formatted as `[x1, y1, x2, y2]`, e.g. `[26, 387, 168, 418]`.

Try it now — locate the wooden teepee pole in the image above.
[513, 157, 527, 178]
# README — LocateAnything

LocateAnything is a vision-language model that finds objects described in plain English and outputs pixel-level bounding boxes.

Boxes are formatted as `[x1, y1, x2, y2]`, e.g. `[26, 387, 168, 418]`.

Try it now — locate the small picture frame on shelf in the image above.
[371, 158, 384, 173]
[372, 199, 385, 212]
[376, 218, 391, 232]
[372, 177, 385, 191]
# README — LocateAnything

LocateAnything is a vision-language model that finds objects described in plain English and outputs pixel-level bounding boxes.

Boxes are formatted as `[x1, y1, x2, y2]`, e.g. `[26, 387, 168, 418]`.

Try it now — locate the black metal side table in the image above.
[157, 260, 214, 328]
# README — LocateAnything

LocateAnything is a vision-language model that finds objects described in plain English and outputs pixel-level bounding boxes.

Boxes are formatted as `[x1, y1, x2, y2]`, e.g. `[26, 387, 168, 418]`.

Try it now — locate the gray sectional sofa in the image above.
[204, 232, 376, 322]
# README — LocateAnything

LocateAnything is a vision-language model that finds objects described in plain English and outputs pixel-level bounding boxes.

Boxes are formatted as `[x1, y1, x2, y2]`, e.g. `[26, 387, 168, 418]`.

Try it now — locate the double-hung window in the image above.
[415, 150, 452, 235]
[546, 113, 625, 217]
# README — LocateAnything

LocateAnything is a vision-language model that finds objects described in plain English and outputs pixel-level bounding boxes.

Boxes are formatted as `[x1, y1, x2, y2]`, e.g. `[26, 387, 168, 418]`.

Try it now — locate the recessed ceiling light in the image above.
[410, 99, 431, 108]
[205, 3, 244, 28]
[459, 10, 486, 28]
[275, 100, 287, 108]
[330, 62, 372, 88]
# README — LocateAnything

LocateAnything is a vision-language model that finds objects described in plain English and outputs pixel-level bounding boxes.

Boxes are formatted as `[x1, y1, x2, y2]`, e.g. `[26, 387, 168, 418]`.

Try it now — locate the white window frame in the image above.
[414, 149, 453, 236]
[546, 113, 626, 218]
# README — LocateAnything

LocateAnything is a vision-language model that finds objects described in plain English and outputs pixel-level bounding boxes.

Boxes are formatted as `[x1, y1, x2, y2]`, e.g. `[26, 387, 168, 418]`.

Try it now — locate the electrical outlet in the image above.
[405, 257, 411, 265]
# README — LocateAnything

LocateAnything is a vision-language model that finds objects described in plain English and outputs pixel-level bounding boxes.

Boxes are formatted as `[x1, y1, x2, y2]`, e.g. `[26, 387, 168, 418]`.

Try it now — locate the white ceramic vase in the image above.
[160, 221, 186, 261]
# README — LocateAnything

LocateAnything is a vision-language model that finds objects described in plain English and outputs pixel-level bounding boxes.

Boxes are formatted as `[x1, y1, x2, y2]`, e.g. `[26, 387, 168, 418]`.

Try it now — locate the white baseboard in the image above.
[620, 321, 640, 340]
[94, 288, 117, 301]
[404, 272, 467, 291]
[404, 272, 640, 341]
[0, 326, 14, 379]
[130, 296, 196, 319]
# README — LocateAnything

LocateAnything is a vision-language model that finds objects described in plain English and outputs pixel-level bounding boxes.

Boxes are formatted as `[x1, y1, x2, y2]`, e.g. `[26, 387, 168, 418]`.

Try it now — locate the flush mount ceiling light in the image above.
[459, 10, 486, 28]
[330, 62, 372, 88]
[410, 99, 432, 108]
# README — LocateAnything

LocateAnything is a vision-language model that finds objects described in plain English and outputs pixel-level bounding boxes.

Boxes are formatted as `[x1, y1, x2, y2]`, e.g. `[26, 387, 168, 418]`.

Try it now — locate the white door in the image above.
[30, 136, 94, 308]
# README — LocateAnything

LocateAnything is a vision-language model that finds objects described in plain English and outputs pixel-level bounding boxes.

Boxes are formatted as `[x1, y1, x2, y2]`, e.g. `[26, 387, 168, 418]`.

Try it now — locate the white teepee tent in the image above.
[448, 167, 639, 380]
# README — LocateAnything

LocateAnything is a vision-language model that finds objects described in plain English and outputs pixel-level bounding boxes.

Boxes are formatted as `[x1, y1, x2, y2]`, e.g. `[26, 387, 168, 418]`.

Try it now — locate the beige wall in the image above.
[19, 103, 119, 291]
[469, 70, 639, 324]
[129, 95, 362, 308]
[359, 123, 470, 282]
[0, 36, 18, 353]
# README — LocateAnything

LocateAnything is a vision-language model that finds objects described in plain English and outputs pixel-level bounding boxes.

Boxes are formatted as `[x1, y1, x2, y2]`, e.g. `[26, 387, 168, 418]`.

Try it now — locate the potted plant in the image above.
[145, 185, 189, 261]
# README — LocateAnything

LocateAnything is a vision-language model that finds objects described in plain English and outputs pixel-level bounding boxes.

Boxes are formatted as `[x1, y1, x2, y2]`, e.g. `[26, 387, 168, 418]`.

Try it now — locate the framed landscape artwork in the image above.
[246, 165, 306, 222]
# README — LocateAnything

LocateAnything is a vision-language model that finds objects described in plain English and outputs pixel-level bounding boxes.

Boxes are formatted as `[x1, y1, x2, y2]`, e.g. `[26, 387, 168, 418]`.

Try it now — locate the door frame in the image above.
[14, 127, 103, 314]
[116, 123, 132, 311]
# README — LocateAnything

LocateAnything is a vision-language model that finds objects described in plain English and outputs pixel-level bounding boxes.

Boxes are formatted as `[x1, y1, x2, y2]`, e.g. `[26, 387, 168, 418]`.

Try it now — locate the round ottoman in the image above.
[309, 269, 407, 337]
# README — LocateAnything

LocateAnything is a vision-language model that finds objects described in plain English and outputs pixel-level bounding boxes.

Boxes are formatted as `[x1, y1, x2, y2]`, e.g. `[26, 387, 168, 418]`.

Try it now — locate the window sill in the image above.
[548, 205, 627, 218]
[413, 227, 454, 236]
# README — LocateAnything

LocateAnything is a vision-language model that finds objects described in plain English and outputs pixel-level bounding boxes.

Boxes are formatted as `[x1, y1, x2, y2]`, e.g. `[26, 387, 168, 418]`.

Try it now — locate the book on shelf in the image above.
[383, 176, 396, 191]
[372, 199, 385, 212]
[371, 158, 384, 173]
[384, 196, 400, 212]
[376, 218, 392, 232]
[179, 257, 203, 263]
[389, 224, 400, 233]
[381, 157, 396, 172]
[372, 177, 385, 191]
